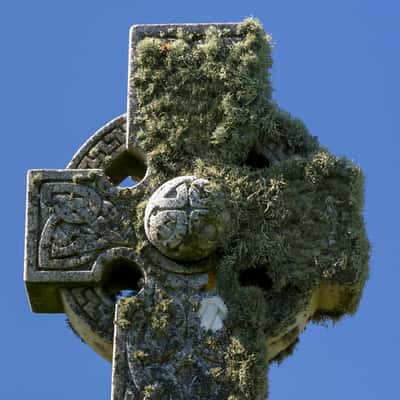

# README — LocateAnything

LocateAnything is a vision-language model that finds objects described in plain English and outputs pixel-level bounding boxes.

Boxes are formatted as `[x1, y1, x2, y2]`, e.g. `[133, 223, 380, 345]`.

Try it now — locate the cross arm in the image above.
[24, 169, 135, 313]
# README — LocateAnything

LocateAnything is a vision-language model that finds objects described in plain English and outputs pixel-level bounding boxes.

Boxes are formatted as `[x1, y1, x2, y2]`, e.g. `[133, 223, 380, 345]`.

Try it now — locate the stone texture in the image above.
[24, 168, 140, 312]
[144, 176, 229, 262]
[111, 272, 232, 400]
[24, 19, 369, 400]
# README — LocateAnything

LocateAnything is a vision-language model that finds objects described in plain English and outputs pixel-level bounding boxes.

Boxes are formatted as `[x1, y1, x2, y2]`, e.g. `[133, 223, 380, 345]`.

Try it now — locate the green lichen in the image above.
[133, 350, 148, 361]
[117, 296, 143, 329]
[143, 384, 156, 399]
[129, 18, 369, 399]
[224, 335, 267, 399]
[150, 292, 174, 333]
[117, 287, 175, 335]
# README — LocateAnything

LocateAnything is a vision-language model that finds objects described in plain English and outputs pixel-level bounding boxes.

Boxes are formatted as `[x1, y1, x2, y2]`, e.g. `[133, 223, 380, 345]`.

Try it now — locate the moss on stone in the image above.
[150, 291, 174, 333]
[130, 18, 369, 399]
[116, 296, 143, 329]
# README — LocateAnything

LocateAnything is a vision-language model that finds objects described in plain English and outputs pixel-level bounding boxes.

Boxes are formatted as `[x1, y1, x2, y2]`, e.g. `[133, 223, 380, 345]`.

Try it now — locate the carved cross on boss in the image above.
[24, 20, 369, 400]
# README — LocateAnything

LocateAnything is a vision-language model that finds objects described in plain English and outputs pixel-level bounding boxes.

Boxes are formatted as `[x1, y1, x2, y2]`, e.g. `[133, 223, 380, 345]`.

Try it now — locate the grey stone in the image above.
[111, 272, 232, 400]
[24, 20, 369, 400]
[144, 176, 229, 262]
[24, 168, 142, 310]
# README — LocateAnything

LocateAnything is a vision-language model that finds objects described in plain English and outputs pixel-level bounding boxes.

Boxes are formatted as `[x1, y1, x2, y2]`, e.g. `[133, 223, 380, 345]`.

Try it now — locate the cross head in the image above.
[25, 19, 369, 399]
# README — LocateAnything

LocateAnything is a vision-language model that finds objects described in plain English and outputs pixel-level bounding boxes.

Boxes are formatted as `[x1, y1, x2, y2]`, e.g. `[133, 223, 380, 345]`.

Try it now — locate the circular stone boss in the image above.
[144, 176, 229, 262]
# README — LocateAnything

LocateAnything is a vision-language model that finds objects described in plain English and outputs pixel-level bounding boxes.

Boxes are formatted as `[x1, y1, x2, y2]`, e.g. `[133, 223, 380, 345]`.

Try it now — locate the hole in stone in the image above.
[101, 258, 144, 300]
[117, 289, 137, 299]
[104, 149, 146, 187]
[244, 147, 271, 169]
[118, 176, 137, 188]
[239, 268, 273, 291]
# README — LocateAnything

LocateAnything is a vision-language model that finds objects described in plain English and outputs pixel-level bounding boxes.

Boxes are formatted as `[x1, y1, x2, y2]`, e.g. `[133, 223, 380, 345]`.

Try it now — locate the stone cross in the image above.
[24, 19, 369, 399]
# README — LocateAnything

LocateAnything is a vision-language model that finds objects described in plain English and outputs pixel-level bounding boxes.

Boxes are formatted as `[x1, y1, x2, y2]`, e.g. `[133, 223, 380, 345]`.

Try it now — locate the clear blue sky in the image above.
[1, 1, 398, 398]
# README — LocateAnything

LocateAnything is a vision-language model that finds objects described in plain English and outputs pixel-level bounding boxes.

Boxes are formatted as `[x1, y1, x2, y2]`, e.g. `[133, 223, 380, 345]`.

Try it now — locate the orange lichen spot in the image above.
[206, 271, 216, 290]
[160, 42, 171, 54]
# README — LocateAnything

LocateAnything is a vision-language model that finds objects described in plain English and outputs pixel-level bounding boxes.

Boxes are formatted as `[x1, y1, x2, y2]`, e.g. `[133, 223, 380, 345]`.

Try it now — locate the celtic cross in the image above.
[24, 20, 369, 399]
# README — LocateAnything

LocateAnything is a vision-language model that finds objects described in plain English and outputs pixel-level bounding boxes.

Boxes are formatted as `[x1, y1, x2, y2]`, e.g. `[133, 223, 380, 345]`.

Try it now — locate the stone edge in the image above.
[24, 169, 105, 313]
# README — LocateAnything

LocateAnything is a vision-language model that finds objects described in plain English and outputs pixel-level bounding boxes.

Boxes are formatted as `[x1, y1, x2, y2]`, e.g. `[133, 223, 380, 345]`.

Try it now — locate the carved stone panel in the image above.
[111, 273, 232, 400]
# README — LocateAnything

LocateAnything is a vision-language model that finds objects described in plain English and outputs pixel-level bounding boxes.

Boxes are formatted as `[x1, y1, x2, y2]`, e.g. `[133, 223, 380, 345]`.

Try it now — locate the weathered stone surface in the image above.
[24, 18, 369, 400]
[144, 176, 229, 262]
[111, 272, 233, 400]
[24, 168, 142, 308]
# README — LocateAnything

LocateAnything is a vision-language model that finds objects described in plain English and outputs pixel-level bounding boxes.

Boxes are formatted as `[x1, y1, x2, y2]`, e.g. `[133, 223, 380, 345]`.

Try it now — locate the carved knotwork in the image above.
[38, 179, 133, 270]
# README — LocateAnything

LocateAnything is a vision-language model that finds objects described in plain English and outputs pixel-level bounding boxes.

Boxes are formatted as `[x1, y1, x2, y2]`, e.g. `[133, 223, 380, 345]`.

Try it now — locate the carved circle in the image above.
[63, 115, 130, 361]
[145, 176, 229, 262]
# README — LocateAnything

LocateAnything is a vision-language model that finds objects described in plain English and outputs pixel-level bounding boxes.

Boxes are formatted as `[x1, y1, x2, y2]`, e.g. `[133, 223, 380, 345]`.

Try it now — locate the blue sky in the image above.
[1, 1, 398, 398]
